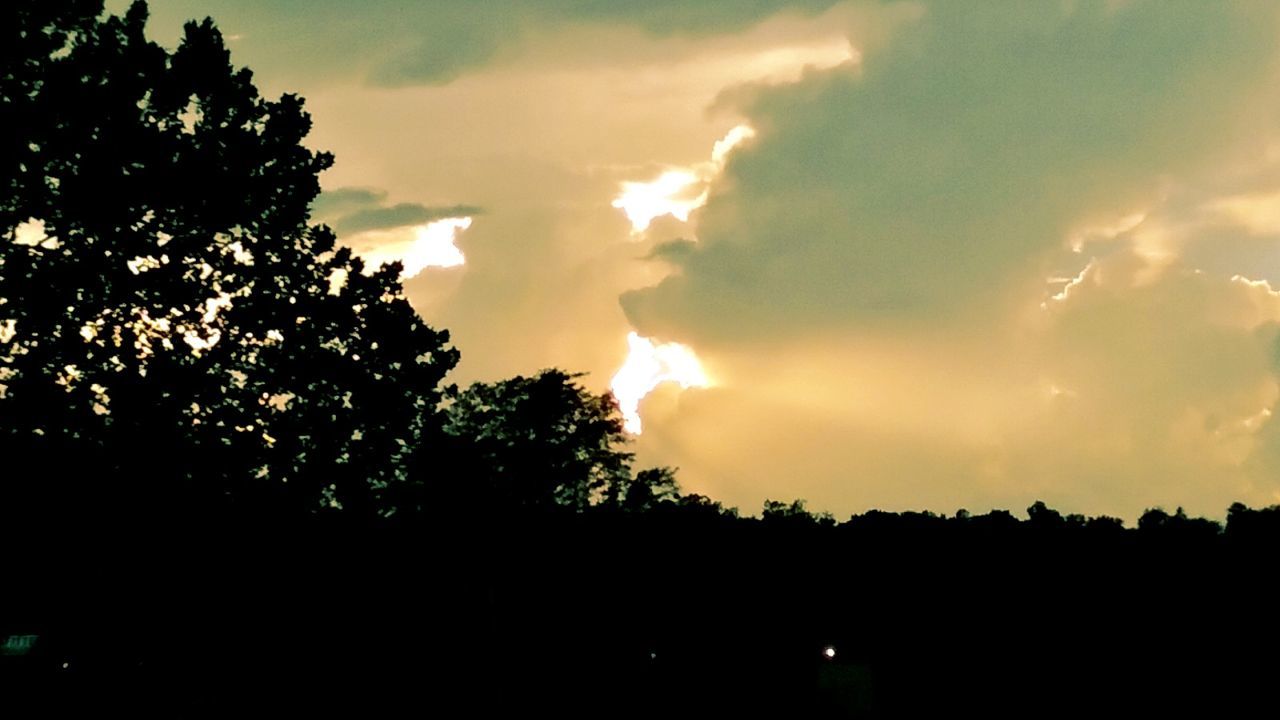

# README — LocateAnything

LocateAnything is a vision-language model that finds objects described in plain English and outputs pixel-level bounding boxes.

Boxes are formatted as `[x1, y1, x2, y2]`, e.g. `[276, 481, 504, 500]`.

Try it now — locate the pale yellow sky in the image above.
[129, 0, 1280, 520]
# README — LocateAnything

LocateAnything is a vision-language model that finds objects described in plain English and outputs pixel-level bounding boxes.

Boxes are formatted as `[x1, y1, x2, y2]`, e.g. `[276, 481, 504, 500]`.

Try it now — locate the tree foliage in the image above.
[609, 466, 680, 513]
[761, 498, 835, 527]
[441, 369, 636, 512]
[1, 1, 458, 523]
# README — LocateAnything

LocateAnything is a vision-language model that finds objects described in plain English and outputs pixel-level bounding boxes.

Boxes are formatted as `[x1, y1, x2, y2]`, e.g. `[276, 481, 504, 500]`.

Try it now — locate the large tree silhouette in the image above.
[1, 1, 458, 526]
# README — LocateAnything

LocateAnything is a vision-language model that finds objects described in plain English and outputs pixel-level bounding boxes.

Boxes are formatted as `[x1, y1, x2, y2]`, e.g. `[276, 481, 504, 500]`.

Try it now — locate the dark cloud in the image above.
[622, 1, 1280, 346]
[333, 203, 483, 235]
[123, 0, 845, 87]
[548, 0, 841, 37]
[309, 187, 387, 218]
[311, 187, 481, 236]
[643, 238, 697, 262]
[361, 0, 847, 85]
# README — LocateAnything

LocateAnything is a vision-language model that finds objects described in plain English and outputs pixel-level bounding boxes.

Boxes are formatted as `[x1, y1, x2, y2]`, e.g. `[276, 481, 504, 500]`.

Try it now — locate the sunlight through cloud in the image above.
[612, 170, 704, 234]
[610, 331, 709, 434]
[612, 125, 755, 234]
[351, 216, 472, 279]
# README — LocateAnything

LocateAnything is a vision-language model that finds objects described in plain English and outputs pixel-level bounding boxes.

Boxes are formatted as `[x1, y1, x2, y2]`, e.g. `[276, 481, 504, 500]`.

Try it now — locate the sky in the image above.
[120, 0, 1280, 520]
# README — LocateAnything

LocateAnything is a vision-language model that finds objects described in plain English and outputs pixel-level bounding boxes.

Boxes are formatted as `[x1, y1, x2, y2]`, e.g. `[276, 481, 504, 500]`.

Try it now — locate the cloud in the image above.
[612, 1, 1280, 519]
[644, 239, 698, 262]
[283, 4, 886, 388]
[353, 1, 852, 86]
[353, 217, 473, 278]
[309, 187, 387, 218]
[312, 187, 481, 234]
[623, 1, 1280, 345]
[122, 0, 854, 88]
[310, 187, 480, 278]
[631, 248, 1280, 520]
[610, 331, 710, 434]
[333, 203, 484, 236]
[611, 125, 756, 234]
[1014, 249, 1280, 517]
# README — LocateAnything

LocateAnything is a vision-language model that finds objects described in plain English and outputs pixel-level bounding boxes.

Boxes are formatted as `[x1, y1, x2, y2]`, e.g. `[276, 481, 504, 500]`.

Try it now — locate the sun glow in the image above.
[711, 125, 756, 166]
[612, 170, 705, 234]
[610, 331, 710, 434]
[351, 216, 472, 279]
[612, 125, 756, 234]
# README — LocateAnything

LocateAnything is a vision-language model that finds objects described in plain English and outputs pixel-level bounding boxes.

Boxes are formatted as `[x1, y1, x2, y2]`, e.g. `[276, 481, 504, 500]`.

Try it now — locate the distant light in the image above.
[61, 661, 70, 669]
[823, 646, 836, 660]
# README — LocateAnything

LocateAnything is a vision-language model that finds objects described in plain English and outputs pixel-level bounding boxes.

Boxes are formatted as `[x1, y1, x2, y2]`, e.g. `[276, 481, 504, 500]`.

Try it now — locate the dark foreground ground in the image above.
[3, 513, 1278, 717]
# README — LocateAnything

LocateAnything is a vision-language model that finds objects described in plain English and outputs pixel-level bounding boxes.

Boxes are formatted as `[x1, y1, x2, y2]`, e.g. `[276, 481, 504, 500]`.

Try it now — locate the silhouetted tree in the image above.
[761, 498, 836, 528]
[966, 508, 1020, 533]
[1027, 500, 1066, 530]
[599, 465, 680, 513]
[1137, 506, 1221, 539]
[669, 492, 739, 520]
[1225, 501, 1280, 543]
[1, 1, 458, 525]
[1085, 514, 1125, 533]
[440, 369, 632, 511]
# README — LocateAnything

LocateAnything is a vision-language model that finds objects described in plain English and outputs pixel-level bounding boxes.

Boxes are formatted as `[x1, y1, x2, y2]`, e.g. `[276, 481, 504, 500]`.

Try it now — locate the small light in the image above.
[649, 651, 657, 661]
[822, 646, 836, 660]
[61, 661, 70, 669]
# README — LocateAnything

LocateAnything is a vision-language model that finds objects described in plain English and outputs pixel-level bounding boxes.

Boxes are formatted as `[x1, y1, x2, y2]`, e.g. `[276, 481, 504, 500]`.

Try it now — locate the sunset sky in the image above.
[119, 1, 1280, 520]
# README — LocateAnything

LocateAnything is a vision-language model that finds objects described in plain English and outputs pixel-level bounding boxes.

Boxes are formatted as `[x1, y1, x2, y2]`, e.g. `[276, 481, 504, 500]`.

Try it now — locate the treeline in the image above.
[7, 494, 1280, 716]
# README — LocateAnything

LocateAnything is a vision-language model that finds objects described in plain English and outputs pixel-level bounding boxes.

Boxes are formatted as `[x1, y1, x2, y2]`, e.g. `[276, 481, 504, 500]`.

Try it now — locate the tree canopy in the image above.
[440, 369, 637, 512]
[1, 1, 458, 525]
